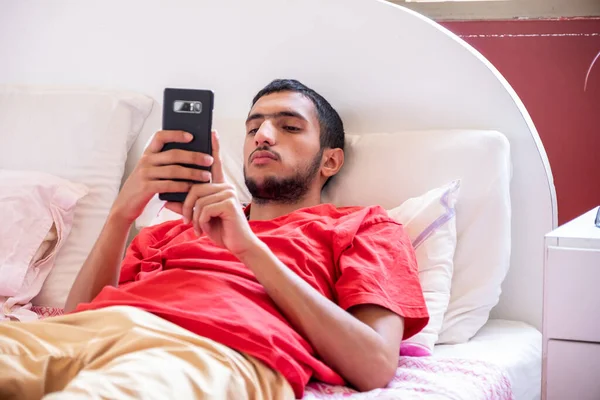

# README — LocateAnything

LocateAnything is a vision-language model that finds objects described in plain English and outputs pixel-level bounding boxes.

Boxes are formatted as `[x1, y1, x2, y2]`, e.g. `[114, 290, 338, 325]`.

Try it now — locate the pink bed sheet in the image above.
[31, 305, 64, 319]
[303, 357, 513, 400]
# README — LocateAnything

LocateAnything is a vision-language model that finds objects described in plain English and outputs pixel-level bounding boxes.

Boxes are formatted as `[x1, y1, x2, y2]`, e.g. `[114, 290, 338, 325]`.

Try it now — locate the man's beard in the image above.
[244, 149, 323, 205]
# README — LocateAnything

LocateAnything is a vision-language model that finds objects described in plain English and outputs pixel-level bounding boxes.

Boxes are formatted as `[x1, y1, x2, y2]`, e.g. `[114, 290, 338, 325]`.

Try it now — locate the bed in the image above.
[0, 1, 555, 399]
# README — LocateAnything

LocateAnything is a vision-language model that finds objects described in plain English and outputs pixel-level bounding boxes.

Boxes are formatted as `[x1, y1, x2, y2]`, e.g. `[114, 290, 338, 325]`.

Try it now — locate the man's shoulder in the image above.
[306, 204, 401, 250]
[305, 203, 395, 226]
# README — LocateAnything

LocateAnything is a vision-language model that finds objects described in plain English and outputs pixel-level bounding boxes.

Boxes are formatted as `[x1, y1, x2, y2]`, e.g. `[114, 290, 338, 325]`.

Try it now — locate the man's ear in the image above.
[321, 148, 344, 179]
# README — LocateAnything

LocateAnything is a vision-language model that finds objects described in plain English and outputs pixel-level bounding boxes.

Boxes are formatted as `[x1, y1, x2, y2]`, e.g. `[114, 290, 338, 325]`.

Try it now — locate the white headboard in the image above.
[0, 0, 556, 329]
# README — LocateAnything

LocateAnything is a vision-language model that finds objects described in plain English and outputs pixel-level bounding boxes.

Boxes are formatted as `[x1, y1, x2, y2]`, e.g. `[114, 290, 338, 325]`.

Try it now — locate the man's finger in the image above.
[211, 130, 226, 184]
[191, 191, 232, 231]
[192, 200, 201, 236]
[146, 165, 211, 183]
[198, 202, 227, 241]
[144, 130, 193, 155]
[181, 183, 231, 225]
[150, 149, 213, 168]
[191, 192, 227, 235]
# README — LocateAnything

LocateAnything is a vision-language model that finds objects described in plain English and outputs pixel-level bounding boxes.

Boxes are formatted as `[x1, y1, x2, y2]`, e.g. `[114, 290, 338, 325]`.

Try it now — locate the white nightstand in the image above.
[542, 206, 600, 400]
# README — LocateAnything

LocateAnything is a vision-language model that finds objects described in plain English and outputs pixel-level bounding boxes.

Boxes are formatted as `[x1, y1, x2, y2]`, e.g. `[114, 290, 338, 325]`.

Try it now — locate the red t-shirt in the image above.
[75, 204, 428, 397]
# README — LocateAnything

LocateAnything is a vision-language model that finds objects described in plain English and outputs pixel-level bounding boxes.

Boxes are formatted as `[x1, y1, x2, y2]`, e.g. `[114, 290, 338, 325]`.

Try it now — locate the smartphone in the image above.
[158, 88, 214, 203]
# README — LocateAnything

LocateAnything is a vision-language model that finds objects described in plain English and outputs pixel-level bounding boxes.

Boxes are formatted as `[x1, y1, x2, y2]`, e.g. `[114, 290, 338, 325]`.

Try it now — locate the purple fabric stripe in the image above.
[412, 182, 458, 249]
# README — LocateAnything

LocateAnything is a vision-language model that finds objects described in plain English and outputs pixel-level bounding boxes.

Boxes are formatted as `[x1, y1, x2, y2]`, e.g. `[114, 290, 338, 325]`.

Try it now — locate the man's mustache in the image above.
[249, 146, 281, 163]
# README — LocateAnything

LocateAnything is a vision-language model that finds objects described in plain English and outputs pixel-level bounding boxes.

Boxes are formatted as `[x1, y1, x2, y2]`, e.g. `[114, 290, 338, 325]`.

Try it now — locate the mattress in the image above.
[434, 319, 542, 400]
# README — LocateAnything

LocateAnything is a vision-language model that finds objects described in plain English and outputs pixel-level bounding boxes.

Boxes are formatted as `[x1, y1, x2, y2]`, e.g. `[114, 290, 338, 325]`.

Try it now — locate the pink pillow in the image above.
[0, 170, 87, 321]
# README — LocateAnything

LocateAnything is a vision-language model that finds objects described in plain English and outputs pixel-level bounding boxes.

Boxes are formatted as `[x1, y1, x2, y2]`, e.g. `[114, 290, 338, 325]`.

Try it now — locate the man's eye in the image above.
[284, 126, 300, 132]
[248, 128, 258, 135]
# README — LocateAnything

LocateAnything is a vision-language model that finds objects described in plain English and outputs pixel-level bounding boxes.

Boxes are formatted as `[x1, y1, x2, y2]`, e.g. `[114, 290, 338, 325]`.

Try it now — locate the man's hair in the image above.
[251, 79, 345, 152]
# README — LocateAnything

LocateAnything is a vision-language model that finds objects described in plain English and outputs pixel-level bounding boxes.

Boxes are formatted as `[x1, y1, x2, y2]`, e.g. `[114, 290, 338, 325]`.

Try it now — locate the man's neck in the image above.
[249, 193, 321, 221]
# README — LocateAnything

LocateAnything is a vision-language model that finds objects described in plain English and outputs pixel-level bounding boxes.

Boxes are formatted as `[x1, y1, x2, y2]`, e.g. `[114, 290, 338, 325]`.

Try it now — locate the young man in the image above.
[0, 80, 428, 400]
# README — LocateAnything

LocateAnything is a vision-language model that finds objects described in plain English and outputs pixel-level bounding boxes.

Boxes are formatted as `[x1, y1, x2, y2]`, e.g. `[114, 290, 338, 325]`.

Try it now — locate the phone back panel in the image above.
[159, 88, 214, 202]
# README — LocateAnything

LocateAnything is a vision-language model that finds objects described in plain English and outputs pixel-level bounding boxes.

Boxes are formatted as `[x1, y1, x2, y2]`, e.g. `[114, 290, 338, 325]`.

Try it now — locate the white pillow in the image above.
[0, 170, 88, 320]
[324, 131, 511, 344]
[388, 180, 459, 355]
[0, 85, 153, 307]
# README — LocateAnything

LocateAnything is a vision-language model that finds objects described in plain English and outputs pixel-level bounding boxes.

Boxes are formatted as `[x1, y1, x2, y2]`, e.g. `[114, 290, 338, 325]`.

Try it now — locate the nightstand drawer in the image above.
[545, 246, 600, 342]
[546, 340, 600, 400]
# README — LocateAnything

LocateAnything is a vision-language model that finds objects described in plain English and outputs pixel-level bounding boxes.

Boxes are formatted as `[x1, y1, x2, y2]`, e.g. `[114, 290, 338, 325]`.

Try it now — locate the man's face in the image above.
[243, 91, 323, 204]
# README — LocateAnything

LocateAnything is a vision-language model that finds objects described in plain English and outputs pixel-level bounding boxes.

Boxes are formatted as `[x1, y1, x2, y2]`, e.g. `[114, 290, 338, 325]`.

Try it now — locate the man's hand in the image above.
[112, 130, 214, 224]
[65, 130, 215, 311]
[166, 131, 259, 257]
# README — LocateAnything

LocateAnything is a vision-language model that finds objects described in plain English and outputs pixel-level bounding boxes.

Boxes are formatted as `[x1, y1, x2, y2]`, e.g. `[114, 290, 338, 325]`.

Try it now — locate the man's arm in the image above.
[64, 130, 214, 313]
[63, 214, 131, 313]
[237, 242, 403, 391]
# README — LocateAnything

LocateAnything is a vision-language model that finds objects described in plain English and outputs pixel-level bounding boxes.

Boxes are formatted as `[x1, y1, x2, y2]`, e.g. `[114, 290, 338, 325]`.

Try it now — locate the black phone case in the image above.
[158, 88, 214, 203]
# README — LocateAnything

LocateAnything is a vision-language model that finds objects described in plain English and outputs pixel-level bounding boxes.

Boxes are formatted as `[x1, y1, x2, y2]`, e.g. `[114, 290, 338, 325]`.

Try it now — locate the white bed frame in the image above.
[0, 0, 556, 331]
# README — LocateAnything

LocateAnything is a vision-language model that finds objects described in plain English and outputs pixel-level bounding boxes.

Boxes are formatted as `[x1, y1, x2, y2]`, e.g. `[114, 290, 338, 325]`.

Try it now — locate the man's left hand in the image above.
[165, 131, 259, 257]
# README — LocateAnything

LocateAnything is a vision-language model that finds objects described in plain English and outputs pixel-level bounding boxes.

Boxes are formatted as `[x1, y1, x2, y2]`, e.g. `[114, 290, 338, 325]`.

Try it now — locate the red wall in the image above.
[441, 18, 600, 225]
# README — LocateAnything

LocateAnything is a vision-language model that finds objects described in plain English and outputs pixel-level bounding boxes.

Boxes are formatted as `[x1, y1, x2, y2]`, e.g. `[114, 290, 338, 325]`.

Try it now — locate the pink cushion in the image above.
[0, 170, 87, 321]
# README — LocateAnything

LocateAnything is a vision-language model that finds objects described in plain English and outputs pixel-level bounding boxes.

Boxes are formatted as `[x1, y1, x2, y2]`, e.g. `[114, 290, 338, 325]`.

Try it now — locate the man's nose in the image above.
[254, 121, 276, 147]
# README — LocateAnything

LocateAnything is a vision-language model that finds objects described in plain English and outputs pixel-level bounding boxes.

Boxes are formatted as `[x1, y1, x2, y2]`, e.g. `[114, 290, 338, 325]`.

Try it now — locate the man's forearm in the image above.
[63, 213, 132, 313]
[237, 241, 396, 391]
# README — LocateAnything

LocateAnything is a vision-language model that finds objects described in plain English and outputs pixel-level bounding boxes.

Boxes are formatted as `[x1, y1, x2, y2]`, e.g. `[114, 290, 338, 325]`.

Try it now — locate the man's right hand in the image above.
[110, 130, 214, 224]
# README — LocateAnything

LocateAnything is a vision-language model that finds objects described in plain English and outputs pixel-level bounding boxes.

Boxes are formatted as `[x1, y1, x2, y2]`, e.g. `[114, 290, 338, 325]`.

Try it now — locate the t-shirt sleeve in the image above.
[118, 227, 157, 285]
[118, 220, 181, 285]
[335, 216, 429, 340]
